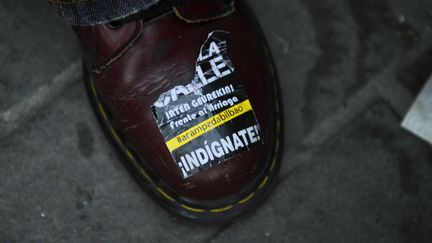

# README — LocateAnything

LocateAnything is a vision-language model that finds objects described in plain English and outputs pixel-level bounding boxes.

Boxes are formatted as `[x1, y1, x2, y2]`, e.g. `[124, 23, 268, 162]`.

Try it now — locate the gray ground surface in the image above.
[1, 0, 432, 242]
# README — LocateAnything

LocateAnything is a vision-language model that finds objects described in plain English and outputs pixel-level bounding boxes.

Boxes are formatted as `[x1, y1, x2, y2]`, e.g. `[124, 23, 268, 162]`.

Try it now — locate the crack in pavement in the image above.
[373, 68, 414, 118]
[303, 80, 379, 146]
[277, 66, 415, 201]
[303, 66, 414, 147]
[0, 61, 81, 141]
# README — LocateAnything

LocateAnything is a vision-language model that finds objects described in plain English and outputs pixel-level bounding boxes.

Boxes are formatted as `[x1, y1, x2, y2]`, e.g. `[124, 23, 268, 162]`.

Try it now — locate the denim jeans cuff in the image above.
[49, 0, 161, 26]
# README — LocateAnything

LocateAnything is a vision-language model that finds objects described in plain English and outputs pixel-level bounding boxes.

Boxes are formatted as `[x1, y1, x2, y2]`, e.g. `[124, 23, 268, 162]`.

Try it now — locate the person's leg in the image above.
[48, 0, 161, 26]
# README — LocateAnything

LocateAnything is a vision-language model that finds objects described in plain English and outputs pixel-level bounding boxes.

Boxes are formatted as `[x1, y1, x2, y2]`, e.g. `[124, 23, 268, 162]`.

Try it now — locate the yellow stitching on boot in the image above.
[156, 187, 176, 202]
[274, 98, 280, 114]
[270, 101, 280, 172]
[258, 176, 269, 190]
[210, 205, 233, 213]
[274, 136, 280, 154]
[98, 103, 108, 120]
[139, 168, 153, 182]
[110, 127, 121, 144]
[270, 158, 277, 171]
[90, 80, 97, 96]
[238, 192, 256, 204]
[125, 150, 135, 161]
[180, 204, 205, 213]
[275, 119, 281, 134]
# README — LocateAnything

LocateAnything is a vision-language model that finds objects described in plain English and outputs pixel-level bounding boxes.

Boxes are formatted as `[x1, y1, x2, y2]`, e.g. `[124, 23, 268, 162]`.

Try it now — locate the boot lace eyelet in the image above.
[107, 21, 123, 30]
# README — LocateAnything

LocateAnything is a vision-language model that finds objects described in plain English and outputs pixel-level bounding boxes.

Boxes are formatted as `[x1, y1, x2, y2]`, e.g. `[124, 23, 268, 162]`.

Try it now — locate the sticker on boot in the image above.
[152, 30, 263, 179]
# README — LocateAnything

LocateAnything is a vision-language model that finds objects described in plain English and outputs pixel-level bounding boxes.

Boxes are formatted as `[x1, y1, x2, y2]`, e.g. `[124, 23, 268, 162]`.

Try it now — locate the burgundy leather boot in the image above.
[74, 0, 282, 222]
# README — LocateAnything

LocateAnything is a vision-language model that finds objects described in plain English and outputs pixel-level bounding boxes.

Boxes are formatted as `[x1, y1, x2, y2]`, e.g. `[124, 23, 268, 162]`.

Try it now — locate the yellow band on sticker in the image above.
[166, 99, 253, 152]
